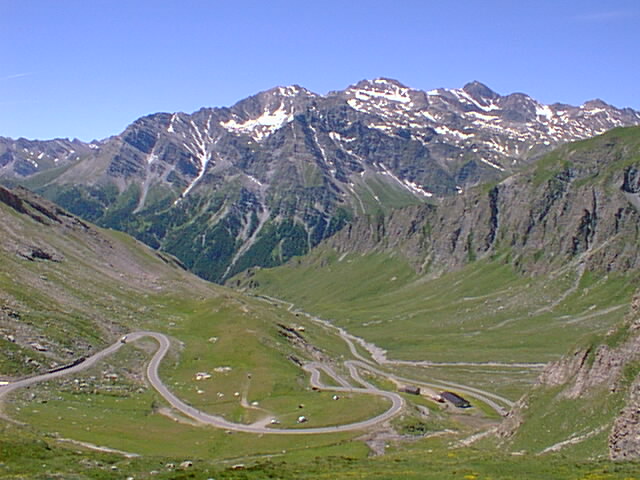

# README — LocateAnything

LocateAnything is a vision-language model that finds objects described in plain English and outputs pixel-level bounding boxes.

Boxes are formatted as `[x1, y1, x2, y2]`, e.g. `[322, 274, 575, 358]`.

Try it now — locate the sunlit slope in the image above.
[238, 249, 636, 364]
[0, 186, 393, 458]
[0, 185, 218, 376]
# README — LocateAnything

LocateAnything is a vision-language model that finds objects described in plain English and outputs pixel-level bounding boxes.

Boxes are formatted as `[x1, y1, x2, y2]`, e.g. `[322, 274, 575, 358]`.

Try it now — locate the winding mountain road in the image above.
[0, 340, 125, 408]
[257, 295, 515, 415]
[0, 331, 404, 435]
[1, 292, 516, 437]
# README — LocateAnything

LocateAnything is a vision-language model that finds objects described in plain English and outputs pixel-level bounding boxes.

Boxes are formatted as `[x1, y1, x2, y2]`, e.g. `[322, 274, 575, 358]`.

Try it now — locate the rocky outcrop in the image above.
[16, 245, 63, 262]
[0, 185, 91, 231]
[498, 291, 640, 459]
[536, 349, 591, 388]
[610, 375, 640, 460]
[0, 185, 27, 213]
[609, 301, 640, 460]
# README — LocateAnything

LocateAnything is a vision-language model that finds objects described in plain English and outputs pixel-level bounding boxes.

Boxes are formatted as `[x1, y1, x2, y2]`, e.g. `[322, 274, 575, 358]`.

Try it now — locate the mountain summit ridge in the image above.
[1, 79, 639, 282]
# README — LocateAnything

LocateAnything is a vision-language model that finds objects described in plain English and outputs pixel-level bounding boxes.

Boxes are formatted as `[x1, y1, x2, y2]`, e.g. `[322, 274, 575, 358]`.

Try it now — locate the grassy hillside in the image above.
[0, 186, 392, 461]
[3, 419, 640, 479]
[3, 186, 640, 477]
[238, 249, 636, 365]
[0, 186, 207, 376]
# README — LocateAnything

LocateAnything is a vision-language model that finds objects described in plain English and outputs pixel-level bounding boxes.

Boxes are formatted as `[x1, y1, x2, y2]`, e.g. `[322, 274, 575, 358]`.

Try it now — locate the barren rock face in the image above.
[16, 245, 64, 262]
[327, 131, 640, 278]
[610, 376, 640, 460]
[563, 346, 625, 400]
[537, 349, 590, 388]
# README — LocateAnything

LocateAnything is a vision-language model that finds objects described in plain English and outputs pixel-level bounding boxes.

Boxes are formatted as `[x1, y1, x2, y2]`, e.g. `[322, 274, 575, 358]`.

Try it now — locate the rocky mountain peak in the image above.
[274, 84, 317, 98]
[582, 98, 611, 110]
[243, 83, 317, 104]
[362, 77, 409, 89]
[348, 77, 408, 89]
[462, 80, 499, 100]
[220, 85, 317, 142]
[343, 78, 414, 104]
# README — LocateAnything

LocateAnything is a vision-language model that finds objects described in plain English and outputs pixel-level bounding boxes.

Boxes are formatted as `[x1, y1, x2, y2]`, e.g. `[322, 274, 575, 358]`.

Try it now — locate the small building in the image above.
[399, 385, 421, 395]
[440, 391, 471, 408]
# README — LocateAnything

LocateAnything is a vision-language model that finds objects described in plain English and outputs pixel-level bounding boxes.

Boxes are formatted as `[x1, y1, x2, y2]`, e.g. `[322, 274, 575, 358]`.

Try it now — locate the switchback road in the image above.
[0, 331, 405, 435]
[256, 295, 515, 415]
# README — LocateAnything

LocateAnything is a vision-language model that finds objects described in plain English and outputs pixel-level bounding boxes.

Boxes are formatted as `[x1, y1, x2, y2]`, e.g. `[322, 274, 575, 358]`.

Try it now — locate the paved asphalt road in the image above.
[1, 331, 405, 435]
[0, 340, 124, 407]
[256, 295, 514, 415]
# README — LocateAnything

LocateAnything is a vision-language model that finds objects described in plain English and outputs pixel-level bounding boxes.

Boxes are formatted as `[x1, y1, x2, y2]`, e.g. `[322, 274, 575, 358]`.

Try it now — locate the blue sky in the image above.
[1, 0, 638, 141]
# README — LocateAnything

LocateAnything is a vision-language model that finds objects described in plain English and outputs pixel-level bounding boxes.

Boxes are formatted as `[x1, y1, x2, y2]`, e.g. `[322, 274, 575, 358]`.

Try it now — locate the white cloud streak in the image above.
[0, 73, 32, 82]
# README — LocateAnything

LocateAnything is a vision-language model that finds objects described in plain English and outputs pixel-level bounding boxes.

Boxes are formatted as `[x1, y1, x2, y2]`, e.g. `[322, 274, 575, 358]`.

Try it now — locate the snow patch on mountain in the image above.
[420, 110, 437, 122]
[434, 125, 473, 139]
[221, 103, 294, 141]
[369, 123, 394, 133]
[535, 104, 554, 120]
[480, 157, 506, 171]
[404, 179, 433, 197]
[175, 121, 218, 203]
[378, 162, 433, 198]
[452, 89, 500, 112]
[465, 110, 499, 122]
[167, 113, 179, 133]
[329, 131, 355, 143]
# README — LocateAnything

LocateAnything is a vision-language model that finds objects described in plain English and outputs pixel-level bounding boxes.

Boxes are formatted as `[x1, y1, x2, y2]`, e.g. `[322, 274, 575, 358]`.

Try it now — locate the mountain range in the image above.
[1, 78, 639, 282]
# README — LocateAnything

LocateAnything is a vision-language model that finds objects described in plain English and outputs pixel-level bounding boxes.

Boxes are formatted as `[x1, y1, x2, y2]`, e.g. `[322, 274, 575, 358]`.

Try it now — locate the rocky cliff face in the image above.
[2, 80, 639, 282]
[325, 127, 640, 277]
[608, 300, 640, 460]
[610, 373, 640, 460]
